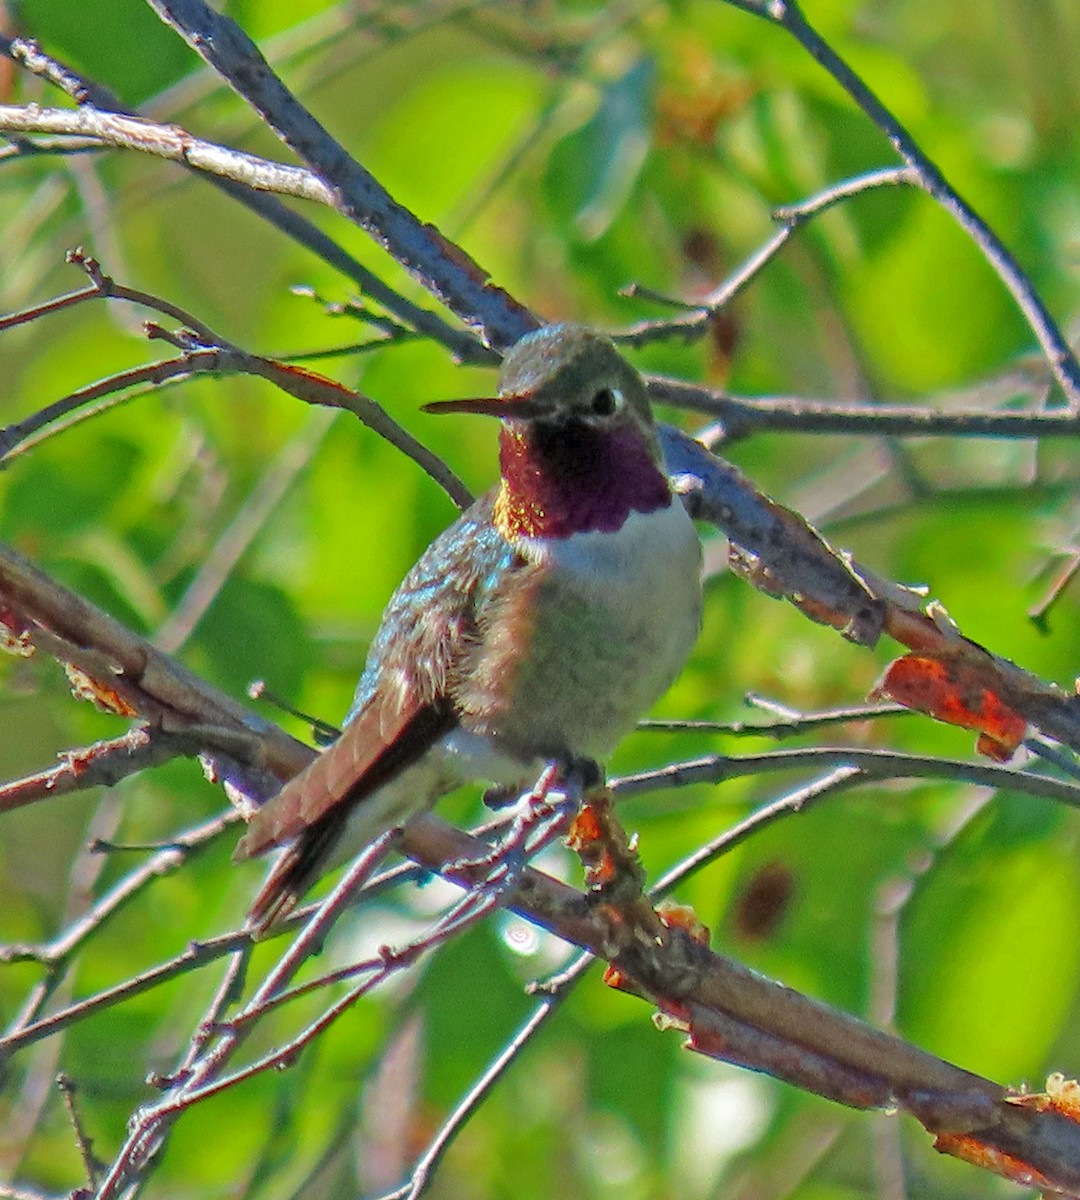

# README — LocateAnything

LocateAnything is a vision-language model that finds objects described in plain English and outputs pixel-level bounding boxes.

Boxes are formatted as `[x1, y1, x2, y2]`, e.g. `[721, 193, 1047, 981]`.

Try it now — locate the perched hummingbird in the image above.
[235, 324, 702, 932]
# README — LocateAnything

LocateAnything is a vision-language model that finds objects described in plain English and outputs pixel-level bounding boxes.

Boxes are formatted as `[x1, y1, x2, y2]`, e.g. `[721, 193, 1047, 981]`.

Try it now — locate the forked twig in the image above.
[717, 0, 1080, 408]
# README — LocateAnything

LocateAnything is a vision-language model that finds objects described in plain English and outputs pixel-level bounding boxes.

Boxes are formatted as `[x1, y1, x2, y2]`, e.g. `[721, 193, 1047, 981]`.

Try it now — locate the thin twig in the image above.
[612, 745, 1080, 809]
[651, 767, 864, 892]
[0, 729, 180, 815]
[637, 700, 910, 738]
[0, 36, 491, 363]
[0, 259, 473, 507]
[142, 0, 540, 351]
[719, 0, 1080, 409]
[0, 810, 237, 971]
[1029, 550, 1080, 631]
[380, 954, 596, 1200]
[0, 931, 248, 1059]
[648, 378, 1080, 443]
[55, 1075, 103, 1189]
[91, 839, 394, 1199]
[621, 166, 918, 345]
[0, 355, 196, 461]
[167, 947, 252, 1086]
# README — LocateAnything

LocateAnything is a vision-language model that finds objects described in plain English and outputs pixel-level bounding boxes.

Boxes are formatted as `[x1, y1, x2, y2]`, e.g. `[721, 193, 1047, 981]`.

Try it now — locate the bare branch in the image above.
[0, 930, 247, 1060]
[1, 811, 238, 973]
[638, 699, 911, 738]
[613, 746, 1080, 810]
[398, 810, 1080, 1194]
[621, 166, 919, 345]
[0, 728, 181, 814]
[0, 104, 335, 200]
[660, 425, 1080, 755]
[0, 355, 196, 460]
[0, 35, 491, 364]
[142, 0, 539, 350]
[0, 540, 313, 787]
[661, 427, 885, 642]
[380, 955, 596, 1200]
[55, 1074, 103, 1191]
[0, 259, 474, 507]
[650, 377, 1080, 443]
[718, 0, 1080, 409]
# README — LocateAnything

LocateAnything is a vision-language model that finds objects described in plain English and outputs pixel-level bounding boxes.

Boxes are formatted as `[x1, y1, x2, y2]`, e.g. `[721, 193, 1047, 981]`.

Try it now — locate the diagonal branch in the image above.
[142, 0, 539, 351]
[0, 104, 335, 202]
[622, 166, 920, 345]
[0, 256, 473, 507]
[396, 811, 1080, 1194]
[0, 728, 185, 814]
[0, 33, 492, 364]
[0, 541, 313, 787]
[660, 427, 1080, 754]
[718, 0, 1080, 409]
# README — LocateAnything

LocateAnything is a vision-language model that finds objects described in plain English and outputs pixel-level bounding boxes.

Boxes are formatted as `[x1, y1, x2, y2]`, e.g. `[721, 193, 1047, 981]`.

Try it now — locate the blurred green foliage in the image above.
[2, 1, 1080, 1197]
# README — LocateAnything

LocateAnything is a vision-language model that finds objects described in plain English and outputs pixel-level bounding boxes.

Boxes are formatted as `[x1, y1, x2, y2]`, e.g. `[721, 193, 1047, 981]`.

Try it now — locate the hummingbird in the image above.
[235, 324, 702, 933]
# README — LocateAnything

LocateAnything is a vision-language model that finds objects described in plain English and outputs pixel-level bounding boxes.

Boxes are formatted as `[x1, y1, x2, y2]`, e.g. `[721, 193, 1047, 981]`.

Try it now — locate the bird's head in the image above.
[425, 325, 658, 457]
[426, 326, 671, 540]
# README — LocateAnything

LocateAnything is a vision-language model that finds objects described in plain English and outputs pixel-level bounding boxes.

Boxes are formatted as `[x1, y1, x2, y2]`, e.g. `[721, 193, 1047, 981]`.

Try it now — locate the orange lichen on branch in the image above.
[64, 664, 138, 717]
[872, 654, 1027, 762]
[566, 792, 646, 897]
[1009, 1073, 1080, 1121]
[602, 961, 637, 994]
[933, 1132, 1059, 1192]
[568, 793, 681, 997]
[0, 606, 34, 657]
[655, 900, 710, 946]
[566, 801, 616, 888]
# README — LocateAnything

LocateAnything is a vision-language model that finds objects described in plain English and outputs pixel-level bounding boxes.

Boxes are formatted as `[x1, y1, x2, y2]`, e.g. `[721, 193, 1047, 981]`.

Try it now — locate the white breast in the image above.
[547, 500, 701, 620]
[517, 499, 702, 755]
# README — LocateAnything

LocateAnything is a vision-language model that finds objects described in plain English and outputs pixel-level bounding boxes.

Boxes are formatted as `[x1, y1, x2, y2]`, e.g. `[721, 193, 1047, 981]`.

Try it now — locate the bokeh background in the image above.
[2, 1, 1080, 1196]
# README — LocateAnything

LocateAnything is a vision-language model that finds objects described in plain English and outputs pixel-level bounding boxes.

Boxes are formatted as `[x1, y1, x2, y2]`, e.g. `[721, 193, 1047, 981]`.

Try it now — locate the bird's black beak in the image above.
[422, 393, 546, 419]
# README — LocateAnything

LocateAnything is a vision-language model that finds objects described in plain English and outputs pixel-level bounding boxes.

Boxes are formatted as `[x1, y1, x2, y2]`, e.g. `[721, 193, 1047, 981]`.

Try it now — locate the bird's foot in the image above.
[482, 783, 518, 810]
[483, 757, 600, 809]
[452, 759, 602, 887]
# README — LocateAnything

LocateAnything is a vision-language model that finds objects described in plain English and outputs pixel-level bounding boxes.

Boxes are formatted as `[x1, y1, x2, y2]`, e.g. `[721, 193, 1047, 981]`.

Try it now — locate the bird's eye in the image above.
[590, 387, 619, 416]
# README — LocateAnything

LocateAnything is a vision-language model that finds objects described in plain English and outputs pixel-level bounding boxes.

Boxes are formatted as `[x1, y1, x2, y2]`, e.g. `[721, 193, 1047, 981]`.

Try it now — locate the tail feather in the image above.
[238, 701, 457, 935]
[244, 811, 346, 937]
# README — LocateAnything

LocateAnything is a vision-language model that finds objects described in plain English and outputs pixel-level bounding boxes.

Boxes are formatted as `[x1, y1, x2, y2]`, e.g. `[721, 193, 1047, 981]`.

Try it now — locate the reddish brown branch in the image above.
[0, 257, 473, 507]
[5, 530, 1080, 1192]
[399, 810, 1080, 1195]
[0, 728, 181, 814]
[661, 428, 1080, 756]
[0, 541, 313, 788]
